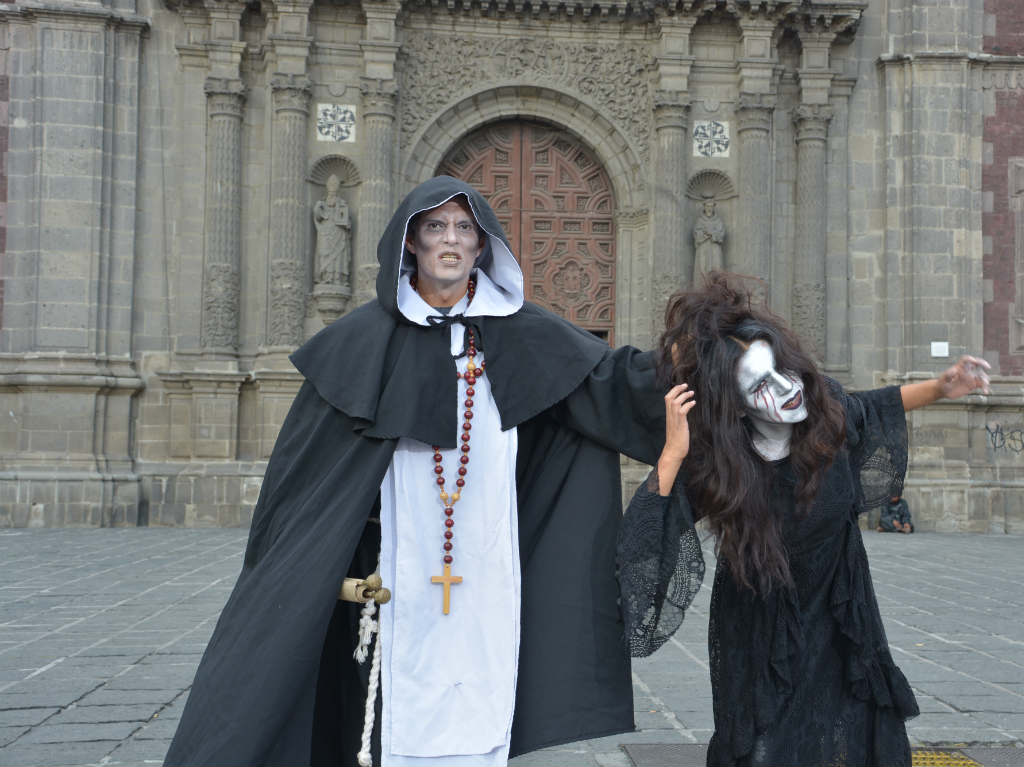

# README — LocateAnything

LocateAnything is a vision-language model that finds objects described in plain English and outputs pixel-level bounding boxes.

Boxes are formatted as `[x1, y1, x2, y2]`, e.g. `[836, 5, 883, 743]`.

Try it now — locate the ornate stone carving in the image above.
[399, 35, 655, 161]
[735, 96, 775, 134]
[693, 196, 726, 275]
[653, 89, 690, 130]
[271, 73, 311, 115]
[313, 174, 352, 287]
[614, 207, 650, 229]
[982, 66, 1024, 91]
[268, 259, 307, 347]
[361, 78, 398, 119]
[685, 169, 736, 201]
[793, 103, 833, 142]
[202, 262, 240, 349]
[792, 281, 826, 357]
[204, 77, 247, 118]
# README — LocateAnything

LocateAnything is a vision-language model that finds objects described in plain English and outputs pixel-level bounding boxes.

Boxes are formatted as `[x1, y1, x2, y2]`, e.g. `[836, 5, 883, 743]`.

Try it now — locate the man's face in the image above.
[736, 339, 809, 425]
[405, 199, 484, 297]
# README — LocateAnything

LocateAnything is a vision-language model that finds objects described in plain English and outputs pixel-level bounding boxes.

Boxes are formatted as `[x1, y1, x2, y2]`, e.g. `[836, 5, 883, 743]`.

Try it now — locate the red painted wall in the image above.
[983, 2, 1024, 374]
[985, 0, 1024, 55]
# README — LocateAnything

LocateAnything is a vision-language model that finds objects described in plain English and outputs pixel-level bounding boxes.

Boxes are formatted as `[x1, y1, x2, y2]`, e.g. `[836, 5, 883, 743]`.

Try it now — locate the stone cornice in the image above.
[0, 1, 149, 29]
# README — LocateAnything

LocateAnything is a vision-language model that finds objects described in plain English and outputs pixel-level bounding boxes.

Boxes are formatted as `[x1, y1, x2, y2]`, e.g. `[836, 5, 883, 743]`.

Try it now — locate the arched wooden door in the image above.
[438, 121, 616, 343]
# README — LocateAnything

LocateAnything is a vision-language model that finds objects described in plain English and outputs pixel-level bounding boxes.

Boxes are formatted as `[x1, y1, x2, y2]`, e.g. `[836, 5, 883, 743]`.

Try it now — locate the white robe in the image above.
[378, 267, 524, 765]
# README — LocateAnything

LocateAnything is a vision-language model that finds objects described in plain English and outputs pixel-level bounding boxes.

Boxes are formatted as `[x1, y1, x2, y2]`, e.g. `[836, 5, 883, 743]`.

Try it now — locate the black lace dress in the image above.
[618, 386, 920, 767]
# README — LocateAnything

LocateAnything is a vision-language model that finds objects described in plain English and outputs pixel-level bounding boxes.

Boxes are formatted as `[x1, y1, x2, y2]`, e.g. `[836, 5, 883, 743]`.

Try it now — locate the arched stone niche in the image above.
[401, 85, 654, 346]
[685, 169, 736, 282]
[307, 155, 361, 324]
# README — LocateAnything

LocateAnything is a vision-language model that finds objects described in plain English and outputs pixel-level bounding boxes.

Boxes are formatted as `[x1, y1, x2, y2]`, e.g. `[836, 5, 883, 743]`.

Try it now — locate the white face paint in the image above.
[736, 340, 809, 425]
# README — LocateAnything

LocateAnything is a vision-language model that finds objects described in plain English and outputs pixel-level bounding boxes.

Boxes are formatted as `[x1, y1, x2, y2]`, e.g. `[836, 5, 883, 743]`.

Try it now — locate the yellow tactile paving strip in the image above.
[912, 749, 982, 767]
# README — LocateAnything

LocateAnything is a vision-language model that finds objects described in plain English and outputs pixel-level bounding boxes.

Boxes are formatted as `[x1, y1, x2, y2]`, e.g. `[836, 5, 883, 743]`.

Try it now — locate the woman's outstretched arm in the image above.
[900, 355, 991, 411]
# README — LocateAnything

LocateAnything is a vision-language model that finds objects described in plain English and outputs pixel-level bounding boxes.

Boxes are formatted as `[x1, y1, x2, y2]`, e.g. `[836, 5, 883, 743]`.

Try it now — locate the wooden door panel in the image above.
[439, 121, 615, 342]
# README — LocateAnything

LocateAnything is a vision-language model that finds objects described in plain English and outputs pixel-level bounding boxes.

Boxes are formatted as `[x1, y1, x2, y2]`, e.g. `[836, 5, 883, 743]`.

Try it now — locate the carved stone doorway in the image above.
[438, 120, 617, 342]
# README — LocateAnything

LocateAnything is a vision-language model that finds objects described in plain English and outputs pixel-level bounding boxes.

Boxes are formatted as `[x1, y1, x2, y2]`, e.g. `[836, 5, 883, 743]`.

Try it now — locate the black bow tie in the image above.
[425, 313, 485, 358]
[426, 312, 468, 329]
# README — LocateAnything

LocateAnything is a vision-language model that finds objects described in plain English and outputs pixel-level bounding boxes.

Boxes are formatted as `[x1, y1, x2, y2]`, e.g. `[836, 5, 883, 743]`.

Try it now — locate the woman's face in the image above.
[735, 340, 809, 425]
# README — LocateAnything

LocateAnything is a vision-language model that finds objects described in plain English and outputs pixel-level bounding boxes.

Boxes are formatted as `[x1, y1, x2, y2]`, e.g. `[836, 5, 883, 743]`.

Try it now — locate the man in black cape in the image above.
[165, 176, 664, 766]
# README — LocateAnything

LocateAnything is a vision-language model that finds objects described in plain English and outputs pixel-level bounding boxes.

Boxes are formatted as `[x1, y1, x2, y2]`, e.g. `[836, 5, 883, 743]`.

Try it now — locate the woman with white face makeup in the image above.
[617, 272, 990, 767]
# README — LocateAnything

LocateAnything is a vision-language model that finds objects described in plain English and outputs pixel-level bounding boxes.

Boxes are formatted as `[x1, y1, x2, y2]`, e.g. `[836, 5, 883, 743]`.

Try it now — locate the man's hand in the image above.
[938, 355, 991, 399]
[657, 384, 696, 496]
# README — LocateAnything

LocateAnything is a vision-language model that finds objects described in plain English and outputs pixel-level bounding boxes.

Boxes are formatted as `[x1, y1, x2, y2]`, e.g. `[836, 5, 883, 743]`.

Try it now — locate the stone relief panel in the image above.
[399, 34, 655, 162]
[202, 263, 240, 349]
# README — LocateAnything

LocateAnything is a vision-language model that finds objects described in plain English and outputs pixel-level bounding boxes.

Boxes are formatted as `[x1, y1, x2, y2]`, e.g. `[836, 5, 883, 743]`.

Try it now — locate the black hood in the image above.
[291, 176, 612, 447]
[375, 175, 514, 317]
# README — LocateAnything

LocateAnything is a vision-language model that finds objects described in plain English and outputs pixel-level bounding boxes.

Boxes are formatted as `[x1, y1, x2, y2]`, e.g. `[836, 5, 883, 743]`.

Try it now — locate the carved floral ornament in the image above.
[396, 0, 864, 26]
[982, 65, 1024, 91]
[398, 35, 655, 161]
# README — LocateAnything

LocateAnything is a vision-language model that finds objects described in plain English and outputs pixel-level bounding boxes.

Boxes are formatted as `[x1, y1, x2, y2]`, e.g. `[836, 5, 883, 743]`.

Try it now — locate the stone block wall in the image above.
[2, 0, 1024, 530]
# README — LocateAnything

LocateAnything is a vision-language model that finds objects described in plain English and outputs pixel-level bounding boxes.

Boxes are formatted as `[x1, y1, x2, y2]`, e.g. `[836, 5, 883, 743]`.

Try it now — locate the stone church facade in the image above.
[1, 0, 1023, 531]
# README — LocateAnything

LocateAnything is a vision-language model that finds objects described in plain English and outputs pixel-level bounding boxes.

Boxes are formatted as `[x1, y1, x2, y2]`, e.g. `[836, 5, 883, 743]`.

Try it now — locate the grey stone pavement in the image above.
[1, 530, 1023, 767]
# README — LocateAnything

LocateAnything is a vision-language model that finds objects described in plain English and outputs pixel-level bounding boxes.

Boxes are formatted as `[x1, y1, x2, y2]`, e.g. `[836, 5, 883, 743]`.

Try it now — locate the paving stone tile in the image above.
[15, 720, 141, 744]
[48, 704, 159, 724]
[105, 736, 169, 764]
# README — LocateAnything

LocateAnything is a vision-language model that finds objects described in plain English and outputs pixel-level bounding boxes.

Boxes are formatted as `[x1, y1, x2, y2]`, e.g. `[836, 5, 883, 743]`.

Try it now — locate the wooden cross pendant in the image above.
[430, 563, 463, 615]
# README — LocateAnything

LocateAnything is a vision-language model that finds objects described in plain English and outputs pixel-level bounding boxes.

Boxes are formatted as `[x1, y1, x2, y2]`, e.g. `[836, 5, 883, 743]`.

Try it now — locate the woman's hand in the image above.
[938, 355, 991, 399]
[901, 355, 992, 411]
[657, 383, 696, 496]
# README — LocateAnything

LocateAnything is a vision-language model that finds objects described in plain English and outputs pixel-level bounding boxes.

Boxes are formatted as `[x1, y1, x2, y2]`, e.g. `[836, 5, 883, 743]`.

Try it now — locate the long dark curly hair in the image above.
[658, 272, 846, 594]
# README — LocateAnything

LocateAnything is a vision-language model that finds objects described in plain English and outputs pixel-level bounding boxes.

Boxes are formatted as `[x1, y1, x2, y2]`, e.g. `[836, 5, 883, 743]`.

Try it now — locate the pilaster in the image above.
[792, 103, 833, 359]
[355, 0, 400, 303]
[737, 15, 779, 95]
[357, 78, 397, 304]
[200, 76, 247, 357]
[652, 91, 691, 304]
[825, 77, 856, 377]
[735, 95, 776, 287]
[266, 73, 312, 351]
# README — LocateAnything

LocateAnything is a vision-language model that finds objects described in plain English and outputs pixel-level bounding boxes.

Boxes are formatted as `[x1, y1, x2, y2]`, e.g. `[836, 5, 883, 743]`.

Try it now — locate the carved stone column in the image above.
[267, 74, 312, 349]
[792, 104, 832, 358]
[653, 90, 690, 297]
[735, 96, 775, 288]
[355, 79, 397, 304]
[201, 77, 246, 354]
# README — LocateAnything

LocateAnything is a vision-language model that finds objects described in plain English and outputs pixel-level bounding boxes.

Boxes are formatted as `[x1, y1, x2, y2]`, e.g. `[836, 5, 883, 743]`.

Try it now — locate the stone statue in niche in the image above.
[693, 195, 726, 275]
[313, 174, 352, 287]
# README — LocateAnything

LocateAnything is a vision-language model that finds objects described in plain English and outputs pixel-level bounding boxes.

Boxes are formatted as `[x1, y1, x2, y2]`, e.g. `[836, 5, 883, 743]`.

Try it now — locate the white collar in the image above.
[397, 268, 520, 327]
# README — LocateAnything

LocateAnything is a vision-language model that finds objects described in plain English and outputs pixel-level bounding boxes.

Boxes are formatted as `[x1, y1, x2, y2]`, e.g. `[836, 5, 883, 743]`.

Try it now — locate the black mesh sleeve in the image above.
[617, 470, 705, 658]
[840, 385, 909, 513]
